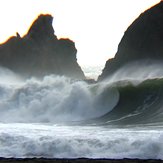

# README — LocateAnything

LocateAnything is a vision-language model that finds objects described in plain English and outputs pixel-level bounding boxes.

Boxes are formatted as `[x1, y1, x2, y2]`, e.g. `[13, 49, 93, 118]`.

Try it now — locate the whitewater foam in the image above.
[0, 123, 163, 159]
[0, 73, 119, 123]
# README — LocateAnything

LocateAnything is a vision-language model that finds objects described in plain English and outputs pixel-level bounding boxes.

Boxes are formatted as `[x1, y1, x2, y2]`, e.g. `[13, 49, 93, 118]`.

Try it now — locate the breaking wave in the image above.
[0, 63, 163, 159]
[1, 62, 163, 125]
[0, 70, 119, 123]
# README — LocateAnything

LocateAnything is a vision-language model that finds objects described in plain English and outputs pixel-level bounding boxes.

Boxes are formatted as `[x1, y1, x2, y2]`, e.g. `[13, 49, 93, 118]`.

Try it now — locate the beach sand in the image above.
[0, 158, 162, 163]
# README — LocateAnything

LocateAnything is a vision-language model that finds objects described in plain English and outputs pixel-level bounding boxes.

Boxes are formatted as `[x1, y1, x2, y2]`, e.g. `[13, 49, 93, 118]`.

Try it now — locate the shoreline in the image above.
[0, 158, 162, 163]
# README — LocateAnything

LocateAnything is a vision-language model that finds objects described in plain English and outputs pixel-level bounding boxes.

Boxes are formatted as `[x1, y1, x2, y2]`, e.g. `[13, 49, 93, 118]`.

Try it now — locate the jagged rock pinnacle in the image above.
[0, 14, 85, 79]
[26, 14, 56, 41]
[99, 1, 163, 80]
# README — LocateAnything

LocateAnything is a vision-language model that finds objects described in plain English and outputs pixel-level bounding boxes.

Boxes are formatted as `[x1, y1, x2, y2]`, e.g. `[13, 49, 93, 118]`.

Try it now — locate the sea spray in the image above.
[0, 72, 119, 123]
[104, 60, 163, 85]
[0, 66, 23, 85]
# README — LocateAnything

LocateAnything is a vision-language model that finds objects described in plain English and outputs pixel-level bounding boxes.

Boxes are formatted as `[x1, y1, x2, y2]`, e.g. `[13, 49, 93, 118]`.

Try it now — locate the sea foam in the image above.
[0, 70, 119, 123]
[0, 123, 162, 159]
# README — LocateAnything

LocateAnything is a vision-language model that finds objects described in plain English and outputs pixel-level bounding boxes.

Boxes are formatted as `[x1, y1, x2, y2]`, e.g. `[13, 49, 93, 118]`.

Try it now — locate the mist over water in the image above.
[0, 67, 23, 85]
[0, 67, 119, 123]
[0, 62, 163, 123]
[1, 63, 163, 159]
[103, 61, 163, 84]
[81, 65, 104, 80]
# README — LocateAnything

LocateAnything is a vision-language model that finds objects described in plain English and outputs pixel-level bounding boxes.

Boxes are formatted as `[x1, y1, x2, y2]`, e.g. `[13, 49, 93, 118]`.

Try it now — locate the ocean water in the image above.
[1, 63, 163, 159]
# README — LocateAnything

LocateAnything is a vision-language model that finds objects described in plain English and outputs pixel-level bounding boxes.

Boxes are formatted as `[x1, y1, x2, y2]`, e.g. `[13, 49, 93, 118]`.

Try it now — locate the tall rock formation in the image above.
[99, 1, 163, 80]
[0, 14, 85, 79]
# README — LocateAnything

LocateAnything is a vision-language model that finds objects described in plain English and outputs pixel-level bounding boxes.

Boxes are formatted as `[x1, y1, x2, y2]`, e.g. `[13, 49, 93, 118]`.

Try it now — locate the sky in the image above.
[0, 0, 161, 68]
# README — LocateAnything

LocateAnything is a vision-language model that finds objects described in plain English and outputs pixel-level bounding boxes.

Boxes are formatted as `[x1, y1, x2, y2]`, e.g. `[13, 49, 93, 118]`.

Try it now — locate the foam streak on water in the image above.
[0, 123, 162, 159]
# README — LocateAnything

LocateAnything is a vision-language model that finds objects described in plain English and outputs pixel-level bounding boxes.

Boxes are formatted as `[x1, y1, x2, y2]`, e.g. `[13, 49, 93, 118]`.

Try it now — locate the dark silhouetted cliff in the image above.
[99, 1, 163, 80]
[0, 14, 85, 79]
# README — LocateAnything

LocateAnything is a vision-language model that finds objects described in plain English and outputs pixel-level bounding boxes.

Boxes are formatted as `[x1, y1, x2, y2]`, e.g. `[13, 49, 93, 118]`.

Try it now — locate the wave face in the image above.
[95, 78, 163, 126]
[91, 61, 163, 126]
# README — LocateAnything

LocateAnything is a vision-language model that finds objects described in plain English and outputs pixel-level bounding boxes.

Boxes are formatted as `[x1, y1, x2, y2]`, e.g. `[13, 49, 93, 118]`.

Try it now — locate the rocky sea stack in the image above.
[99, 1, 163, 80]
[0, 14, 85, 79]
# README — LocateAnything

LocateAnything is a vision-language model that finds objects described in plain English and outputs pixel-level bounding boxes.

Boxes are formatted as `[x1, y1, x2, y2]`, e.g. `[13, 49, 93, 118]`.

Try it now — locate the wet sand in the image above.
[0, 158, 162, 163]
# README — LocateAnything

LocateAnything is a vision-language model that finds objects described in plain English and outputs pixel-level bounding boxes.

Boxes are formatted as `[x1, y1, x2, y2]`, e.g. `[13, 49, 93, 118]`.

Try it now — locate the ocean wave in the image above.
[0, 73, 118, 123]
[0, 64, 163, 125]
[94, 78, 163, 126]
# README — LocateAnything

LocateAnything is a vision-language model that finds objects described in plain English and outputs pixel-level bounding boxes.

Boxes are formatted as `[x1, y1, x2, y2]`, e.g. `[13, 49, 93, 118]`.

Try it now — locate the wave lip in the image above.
[94, 78, 163, 126]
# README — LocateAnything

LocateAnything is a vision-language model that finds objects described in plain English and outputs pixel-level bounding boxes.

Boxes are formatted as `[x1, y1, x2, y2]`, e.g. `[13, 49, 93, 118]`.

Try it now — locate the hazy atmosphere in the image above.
[0, 0, 163, 162]
[0, 0, 160, 67]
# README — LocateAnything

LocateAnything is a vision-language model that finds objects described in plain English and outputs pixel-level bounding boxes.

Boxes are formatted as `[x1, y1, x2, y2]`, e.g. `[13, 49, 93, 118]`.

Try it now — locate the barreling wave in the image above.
[93, 78, 163, 126]
[89, 61, 163, 126]
[1, 64, 163, 126]
[0, 68, 119, 123]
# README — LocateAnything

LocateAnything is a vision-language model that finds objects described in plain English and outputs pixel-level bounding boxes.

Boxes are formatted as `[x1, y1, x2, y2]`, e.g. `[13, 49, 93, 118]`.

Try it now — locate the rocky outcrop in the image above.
[99, 1, 163, 80]
[0, 14, 85, 79]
